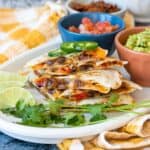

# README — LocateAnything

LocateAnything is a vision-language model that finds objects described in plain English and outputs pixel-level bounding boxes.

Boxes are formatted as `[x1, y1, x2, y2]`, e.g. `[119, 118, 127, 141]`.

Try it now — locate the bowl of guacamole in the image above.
[115, 27, 150, 86]
[125, 28, 150, 53]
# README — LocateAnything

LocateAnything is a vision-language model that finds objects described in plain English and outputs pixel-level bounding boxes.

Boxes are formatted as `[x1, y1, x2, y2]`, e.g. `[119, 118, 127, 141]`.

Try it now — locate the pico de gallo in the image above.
[68, 17, 119, 35]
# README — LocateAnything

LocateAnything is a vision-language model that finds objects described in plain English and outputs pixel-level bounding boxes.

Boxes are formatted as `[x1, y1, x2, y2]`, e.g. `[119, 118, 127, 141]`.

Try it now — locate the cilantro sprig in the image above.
[2, 94, 150, 127]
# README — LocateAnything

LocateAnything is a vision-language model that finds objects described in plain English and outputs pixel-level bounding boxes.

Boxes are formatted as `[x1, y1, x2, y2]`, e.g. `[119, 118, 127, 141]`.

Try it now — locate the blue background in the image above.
[0, 132, 58, 150]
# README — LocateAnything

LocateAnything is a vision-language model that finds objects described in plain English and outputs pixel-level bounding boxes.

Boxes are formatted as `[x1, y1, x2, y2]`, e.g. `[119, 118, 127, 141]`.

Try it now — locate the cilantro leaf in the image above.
[47, 100, 64, 115]
[86, 104, 107, 122]
[22, 104, 52, 126]
[63, 112, 85, 126]
[2, 94, 149, 127]
[87, 104, 105, 115]
[90, 113, 107, 122]
[106, 93, 119, 106]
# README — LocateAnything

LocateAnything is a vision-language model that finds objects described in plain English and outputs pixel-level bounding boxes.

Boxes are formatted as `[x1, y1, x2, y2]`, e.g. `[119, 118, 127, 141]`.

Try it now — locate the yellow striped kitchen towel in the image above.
[0, 2, 66, 64]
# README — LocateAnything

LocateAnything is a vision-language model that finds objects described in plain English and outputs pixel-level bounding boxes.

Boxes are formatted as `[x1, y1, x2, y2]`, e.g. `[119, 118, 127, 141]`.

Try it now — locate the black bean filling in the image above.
[79, 64, 93, 71]
[56, 56, 66, 64]
[47, 78, 57, 89]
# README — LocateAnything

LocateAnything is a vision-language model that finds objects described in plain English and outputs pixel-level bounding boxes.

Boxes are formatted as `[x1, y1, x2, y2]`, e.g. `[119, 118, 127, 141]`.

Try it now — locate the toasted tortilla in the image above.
[123, 114, 150, 137]
[97, 131, 150, 149]
[28, 68, 141, 102]
[24, 48, 127, 76]
[113, 79, 142, 94]
[58, 115, 150, 150]
[97, 114, 150, 149]
[77, 94, 134, 106]
[29, 69, 123, 99]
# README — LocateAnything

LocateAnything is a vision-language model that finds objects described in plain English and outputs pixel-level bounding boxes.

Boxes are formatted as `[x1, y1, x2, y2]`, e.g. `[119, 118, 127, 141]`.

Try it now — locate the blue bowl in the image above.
[58, 12, 125, 55]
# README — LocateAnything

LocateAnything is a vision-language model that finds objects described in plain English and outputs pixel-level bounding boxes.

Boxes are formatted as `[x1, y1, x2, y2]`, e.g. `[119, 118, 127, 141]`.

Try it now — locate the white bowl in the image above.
[122, 0, 150, 23]
[66, 0, 127, 17]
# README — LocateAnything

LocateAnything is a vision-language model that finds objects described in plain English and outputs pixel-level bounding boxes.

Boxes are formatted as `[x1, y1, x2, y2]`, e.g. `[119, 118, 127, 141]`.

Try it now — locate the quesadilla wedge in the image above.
[24, 47, 127, 76]
[28, 69, 141, 103]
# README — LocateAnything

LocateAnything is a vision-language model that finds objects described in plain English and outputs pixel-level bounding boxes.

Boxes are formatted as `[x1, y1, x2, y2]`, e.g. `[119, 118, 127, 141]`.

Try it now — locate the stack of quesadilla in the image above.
[24, 42, 141, 106]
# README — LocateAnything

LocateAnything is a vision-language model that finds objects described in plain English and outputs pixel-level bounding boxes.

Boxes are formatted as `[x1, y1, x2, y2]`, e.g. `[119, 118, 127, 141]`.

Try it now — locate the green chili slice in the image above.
[61, 41, 98, 53]
[48, 42, 99, 57]
[48, 49, 64, 57]
[60, 42, 75, 53]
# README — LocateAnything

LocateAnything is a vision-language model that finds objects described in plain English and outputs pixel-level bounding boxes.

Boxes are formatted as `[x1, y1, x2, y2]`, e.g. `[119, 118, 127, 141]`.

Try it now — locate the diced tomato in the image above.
[95, 22, 104, 32]
[35, 77, 48, 87]
[103, 21, 111, 26]
[68, 17, 119, 35]
[60, 66, 71, 74]
[82, 17, 94, 31]
[84, 24, 94, 31]
[105, 26, 113, 33]
[84, 24, 93, 31]
[72, 92, 88, 101]
[82, 17, 92, 25]
[68, 26, 80, 33]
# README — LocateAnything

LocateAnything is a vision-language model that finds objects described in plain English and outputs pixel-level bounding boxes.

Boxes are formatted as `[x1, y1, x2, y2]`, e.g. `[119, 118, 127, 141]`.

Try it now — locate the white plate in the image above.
[0, 43, 150, 144]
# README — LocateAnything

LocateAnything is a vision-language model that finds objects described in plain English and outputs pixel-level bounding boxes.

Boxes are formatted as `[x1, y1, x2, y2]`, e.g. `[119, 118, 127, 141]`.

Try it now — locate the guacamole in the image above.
[125, 28, 150, 53]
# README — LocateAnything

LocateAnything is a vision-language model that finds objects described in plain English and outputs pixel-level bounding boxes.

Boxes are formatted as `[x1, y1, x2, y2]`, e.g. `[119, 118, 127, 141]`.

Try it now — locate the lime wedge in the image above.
[0, 87, 35, 109]
[0, 71, 27, 91]
[0, 81, 26, 91]
[0, 71, 27, 82]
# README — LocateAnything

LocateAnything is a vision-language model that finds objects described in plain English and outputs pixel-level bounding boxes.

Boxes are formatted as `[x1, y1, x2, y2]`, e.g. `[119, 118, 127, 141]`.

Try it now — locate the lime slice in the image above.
[0, 81, 26, 91]
[0, 71, 27, 91]
[0, 71, 27, 82]
[0, 87, 35, 109]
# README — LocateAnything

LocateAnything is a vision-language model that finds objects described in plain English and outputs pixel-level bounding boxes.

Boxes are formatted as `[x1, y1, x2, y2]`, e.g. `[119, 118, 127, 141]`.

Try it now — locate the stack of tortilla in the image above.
[58, 114, 150, 150]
